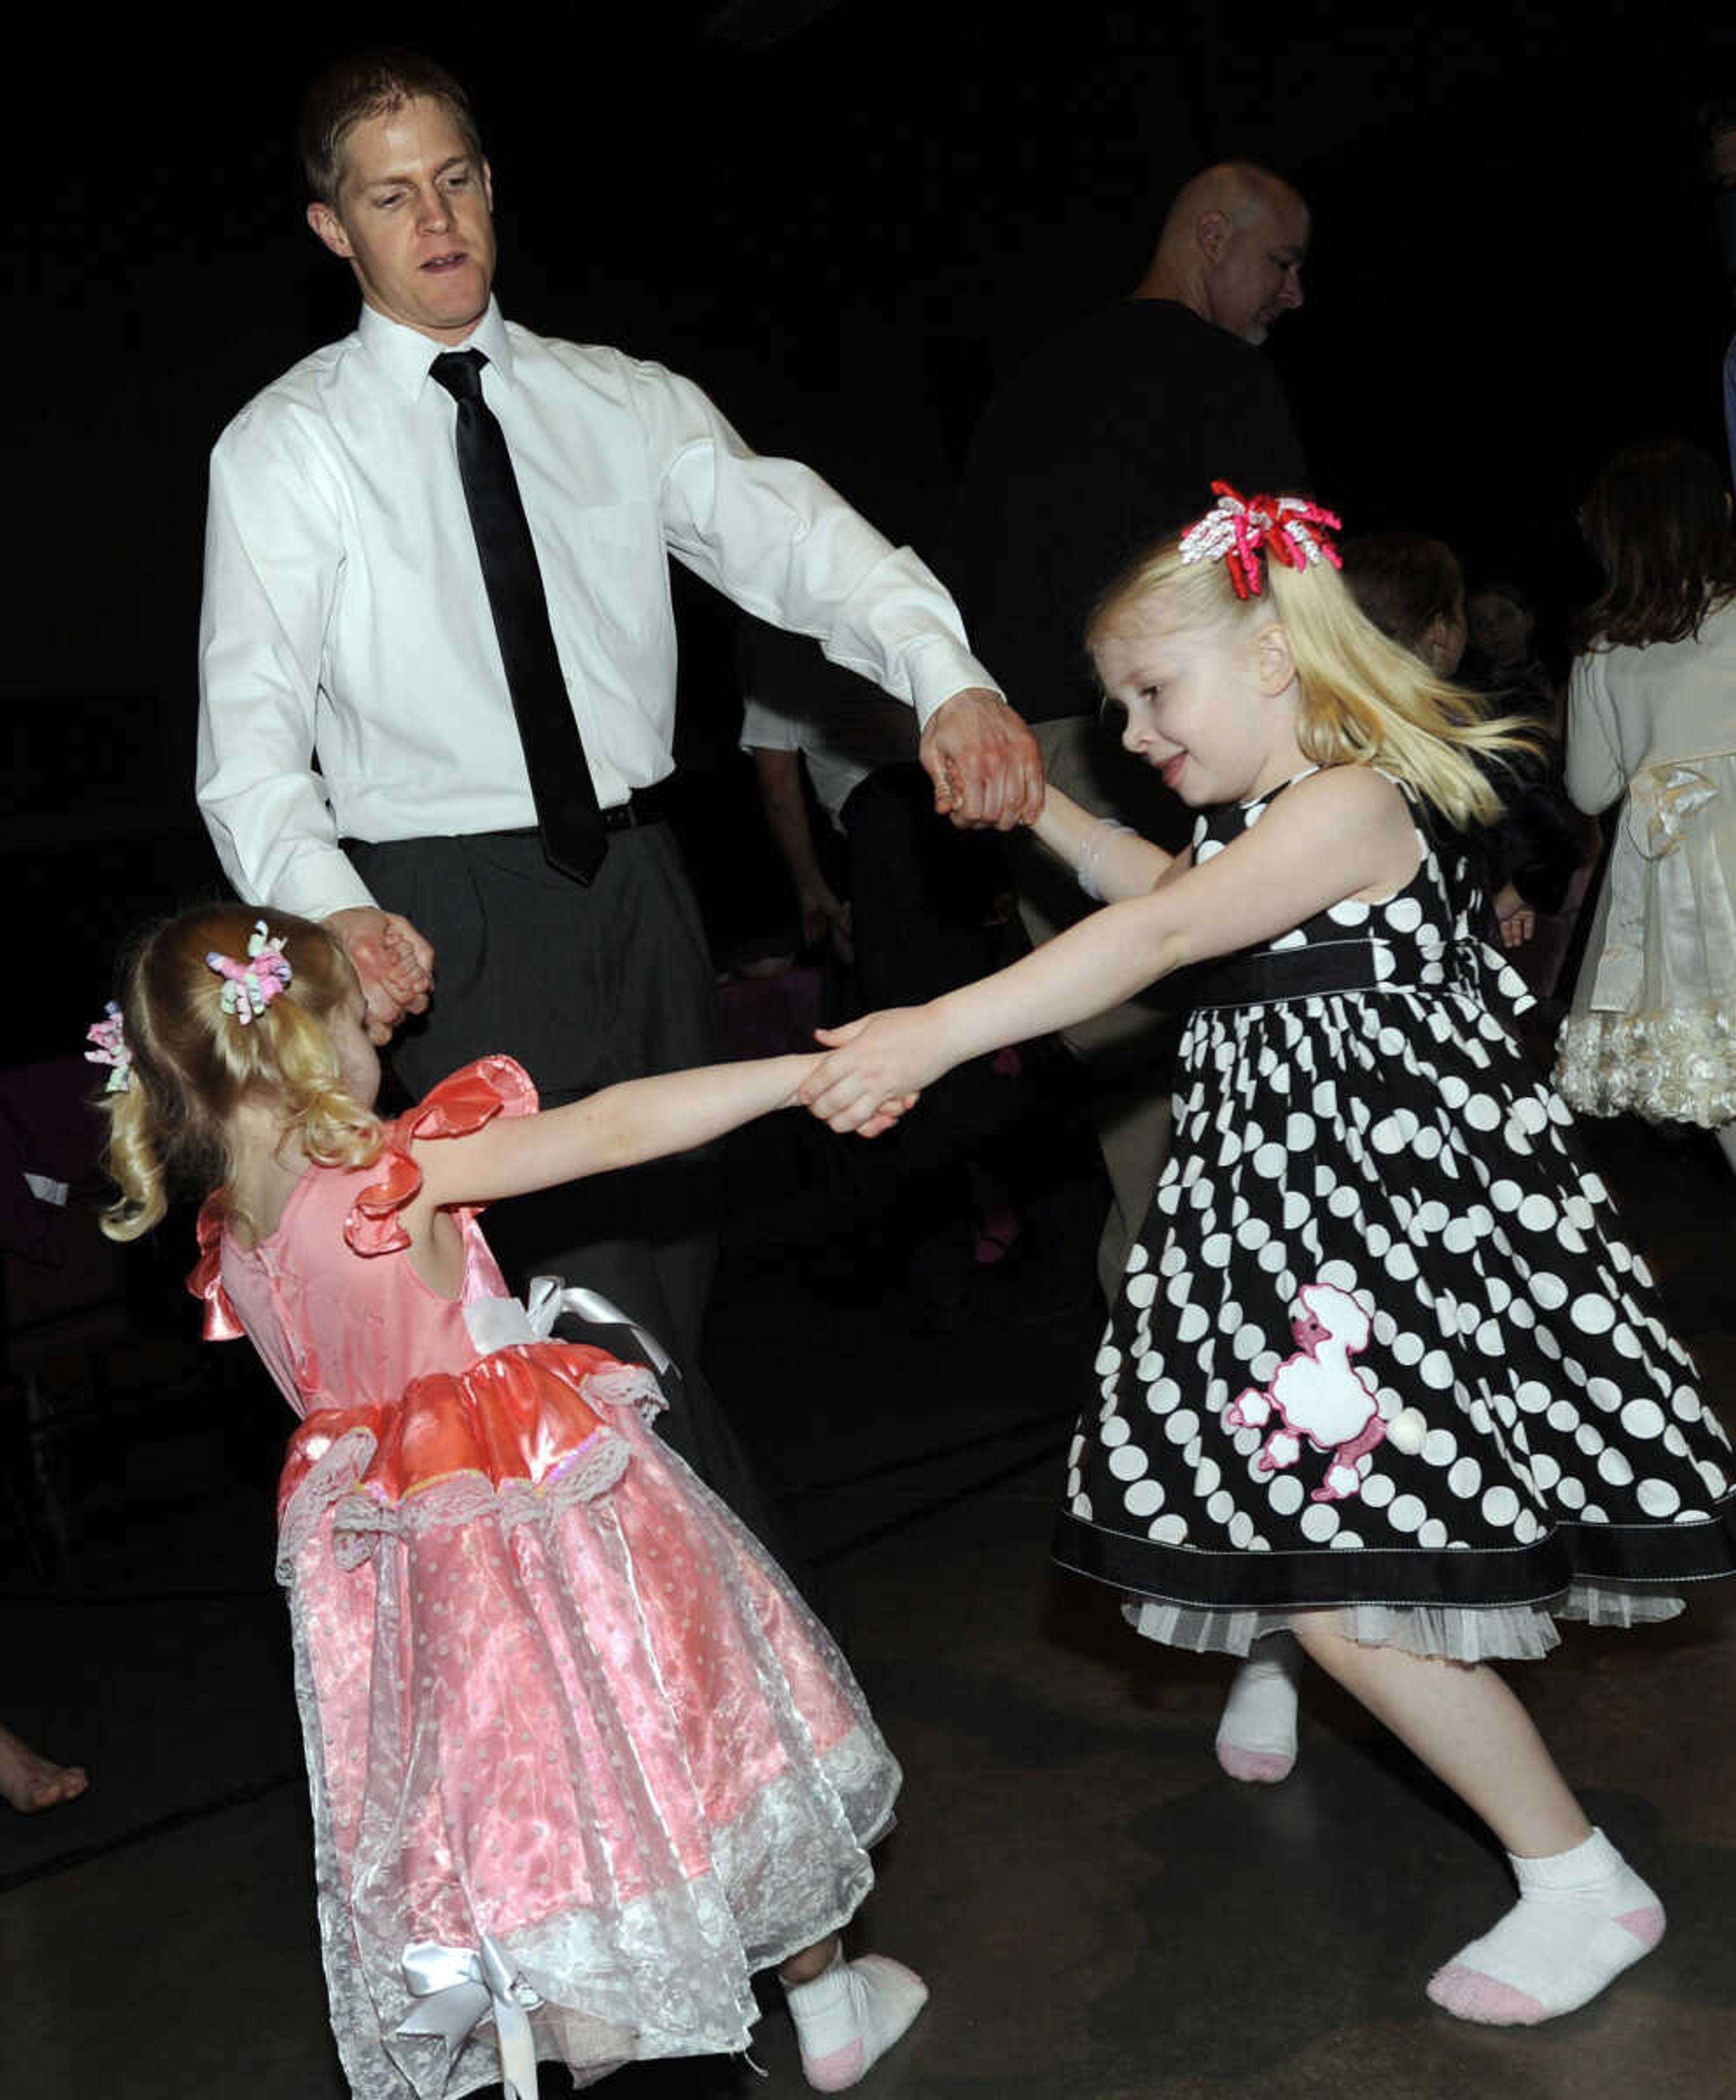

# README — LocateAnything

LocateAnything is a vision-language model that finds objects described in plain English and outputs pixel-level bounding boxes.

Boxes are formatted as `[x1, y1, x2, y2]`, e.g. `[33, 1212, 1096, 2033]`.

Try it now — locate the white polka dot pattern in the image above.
[1057, 776, 1736, 1611]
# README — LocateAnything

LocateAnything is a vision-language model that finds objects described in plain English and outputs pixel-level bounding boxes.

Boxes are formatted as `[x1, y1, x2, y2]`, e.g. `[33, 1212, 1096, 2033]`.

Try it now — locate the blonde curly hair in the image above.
[98, 906, 382, 1242]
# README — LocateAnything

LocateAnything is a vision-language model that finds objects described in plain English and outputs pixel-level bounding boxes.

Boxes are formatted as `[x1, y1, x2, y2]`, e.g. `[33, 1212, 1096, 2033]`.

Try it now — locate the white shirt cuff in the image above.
[905, 637, 1005, 729]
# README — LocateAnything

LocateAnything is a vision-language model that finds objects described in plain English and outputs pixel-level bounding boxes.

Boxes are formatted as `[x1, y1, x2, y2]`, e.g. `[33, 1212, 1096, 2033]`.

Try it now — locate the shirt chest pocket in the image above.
[536, 499, 667, 645]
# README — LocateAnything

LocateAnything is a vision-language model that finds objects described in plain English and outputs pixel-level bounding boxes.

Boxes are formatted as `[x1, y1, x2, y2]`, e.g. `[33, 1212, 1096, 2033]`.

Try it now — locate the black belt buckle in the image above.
[601, 780, 676, 833]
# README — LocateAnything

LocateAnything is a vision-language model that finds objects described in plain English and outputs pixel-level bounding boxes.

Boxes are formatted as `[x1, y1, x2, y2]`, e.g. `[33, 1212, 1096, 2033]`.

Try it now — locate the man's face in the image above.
[1206, 191, 1309, 346]
[307, 97, 496, 344]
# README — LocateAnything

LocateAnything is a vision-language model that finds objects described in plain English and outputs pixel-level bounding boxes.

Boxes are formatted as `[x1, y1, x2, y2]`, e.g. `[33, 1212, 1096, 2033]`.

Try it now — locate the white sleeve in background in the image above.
[631, 360, 1000, 728]
[1563, 651, 1627, 816]
[739, 694, 805, 756]
[195, 414, 376, 921]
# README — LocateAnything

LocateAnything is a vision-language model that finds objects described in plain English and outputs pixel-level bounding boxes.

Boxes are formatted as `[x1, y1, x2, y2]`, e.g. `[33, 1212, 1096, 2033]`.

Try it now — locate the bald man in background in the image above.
[944, 162, 1315, 1296]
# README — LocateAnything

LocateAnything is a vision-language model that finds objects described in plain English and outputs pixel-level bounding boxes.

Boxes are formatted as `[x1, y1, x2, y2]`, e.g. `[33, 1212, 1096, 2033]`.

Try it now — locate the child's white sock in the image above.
[783, 1946, 929, 2091]
[1426, 1827, 1665, 2024]
[1215, 1636, 1302, 1784]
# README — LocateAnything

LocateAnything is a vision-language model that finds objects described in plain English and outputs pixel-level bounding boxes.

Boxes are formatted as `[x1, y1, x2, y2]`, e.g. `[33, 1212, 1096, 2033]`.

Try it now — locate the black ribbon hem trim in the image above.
[1052, 1501, 1736, 1609]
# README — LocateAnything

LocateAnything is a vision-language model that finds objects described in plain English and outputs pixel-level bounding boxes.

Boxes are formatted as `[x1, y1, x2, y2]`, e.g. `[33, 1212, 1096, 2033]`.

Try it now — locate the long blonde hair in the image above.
[1090, 524, 1537, 828]
[99, 906, 382, 1242]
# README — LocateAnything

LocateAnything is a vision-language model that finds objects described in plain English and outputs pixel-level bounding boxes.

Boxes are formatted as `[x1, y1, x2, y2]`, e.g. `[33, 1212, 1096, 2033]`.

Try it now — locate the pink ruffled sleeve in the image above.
[187, 1194, 246, 1341]
[344, 1056, 540, 1258]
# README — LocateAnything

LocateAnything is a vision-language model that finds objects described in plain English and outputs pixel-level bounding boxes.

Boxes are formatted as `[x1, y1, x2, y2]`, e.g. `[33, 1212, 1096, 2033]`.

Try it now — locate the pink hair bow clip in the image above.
[1179, 480, 1343, 600]
[206, 920, 293, 1023]
[85, 1001, 133, 1092]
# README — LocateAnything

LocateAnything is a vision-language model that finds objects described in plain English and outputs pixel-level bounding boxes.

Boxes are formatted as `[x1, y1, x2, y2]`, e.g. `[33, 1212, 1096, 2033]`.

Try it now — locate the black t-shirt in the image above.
[943, 300, 1311, 723]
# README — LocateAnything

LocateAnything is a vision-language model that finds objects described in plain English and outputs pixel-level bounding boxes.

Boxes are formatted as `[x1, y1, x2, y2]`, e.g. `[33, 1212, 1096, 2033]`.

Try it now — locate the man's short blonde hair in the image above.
[300, 49, 484, 206]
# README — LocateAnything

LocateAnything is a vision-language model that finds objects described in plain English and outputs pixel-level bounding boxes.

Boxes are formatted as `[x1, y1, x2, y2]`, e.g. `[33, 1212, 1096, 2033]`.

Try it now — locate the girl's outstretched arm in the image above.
[802, 767, 1417, 1131]
[1029, 786, 1182, 901]
[410, 1053, 905, 1212]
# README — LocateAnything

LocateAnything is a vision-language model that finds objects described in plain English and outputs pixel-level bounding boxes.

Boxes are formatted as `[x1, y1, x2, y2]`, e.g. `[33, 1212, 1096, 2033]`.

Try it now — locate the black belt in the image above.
[1190, 937, 1480, 1011]
[344, 781, 680, 863]
[609, 779, 680, 831]
[495, 778, 679, 840]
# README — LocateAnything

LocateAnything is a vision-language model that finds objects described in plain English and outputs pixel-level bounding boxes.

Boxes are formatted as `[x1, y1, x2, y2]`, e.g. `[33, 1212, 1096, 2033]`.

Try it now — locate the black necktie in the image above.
[429, 349, 607, 884]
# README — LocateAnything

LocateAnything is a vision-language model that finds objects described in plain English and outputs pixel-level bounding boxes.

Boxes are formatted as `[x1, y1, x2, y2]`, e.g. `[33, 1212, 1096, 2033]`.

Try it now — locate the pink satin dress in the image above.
[192, 1058, 898, 2100]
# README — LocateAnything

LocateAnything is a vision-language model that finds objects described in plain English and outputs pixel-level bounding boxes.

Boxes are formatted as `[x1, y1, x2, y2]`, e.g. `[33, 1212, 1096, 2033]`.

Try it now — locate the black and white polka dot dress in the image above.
[1052, 771, 1736, 1662]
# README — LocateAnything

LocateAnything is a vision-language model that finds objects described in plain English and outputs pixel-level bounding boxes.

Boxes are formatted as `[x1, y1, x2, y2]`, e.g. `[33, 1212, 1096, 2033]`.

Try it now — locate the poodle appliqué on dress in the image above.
[1225, 1282, 1396, 1502]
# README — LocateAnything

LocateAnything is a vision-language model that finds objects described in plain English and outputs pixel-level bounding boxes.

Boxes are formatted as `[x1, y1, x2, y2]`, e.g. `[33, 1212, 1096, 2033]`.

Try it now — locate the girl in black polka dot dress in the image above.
[802, 486, 1736, 2029]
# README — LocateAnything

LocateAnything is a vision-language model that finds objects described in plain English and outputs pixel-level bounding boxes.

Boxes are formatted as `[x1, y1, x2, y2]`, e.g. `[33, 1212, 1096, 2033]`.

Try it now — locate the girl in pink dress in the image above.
[91, 905, 926, 2100]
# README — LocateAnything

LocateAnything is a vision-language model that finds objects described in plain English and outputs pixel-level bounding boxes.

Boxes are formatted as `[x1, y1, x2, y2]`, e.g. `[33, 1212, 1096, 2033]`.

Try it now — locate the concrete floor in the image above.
[4, 1108, 1734, 2100]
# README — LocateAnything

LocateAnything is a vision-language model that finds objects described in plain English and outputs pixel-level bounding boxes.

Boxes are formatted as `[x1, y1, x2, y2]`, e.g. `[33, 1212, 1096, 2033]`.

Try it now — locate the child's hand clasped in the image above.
[800, 1012, 939, 1134]
[327, 906, 436, 1043]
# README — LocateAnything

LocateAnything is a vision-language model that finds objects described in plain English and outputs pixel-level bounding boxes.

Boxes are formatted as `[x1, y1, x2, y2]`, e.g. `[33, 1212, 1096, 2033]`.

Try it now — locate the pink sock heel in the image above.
[1616, 1905, 1666, 1949]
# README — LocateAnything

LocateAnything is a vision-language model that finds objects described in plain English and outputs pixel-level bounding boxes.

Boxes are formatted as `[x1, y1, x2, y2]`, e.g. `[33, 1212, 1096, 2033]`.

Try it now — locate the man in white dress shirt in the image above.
[196, 50, 1038, 1510]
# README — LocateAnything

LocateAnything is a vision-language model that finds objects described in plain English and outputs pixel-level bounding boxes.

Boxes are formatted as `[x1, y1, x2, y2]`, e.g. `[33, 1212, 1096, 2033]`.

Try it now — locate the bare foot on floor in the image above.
[0, 1721, 88, 1812]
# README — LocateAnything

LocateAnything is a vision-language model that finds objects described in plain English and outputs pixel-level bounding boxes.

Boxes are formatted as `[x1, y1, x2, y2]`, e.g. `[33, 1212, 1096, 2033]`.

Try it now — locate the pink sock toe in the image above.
[1426, 1962, 1548, 2025]
[1216, 1743, 1294, 1784]
[1617, 1905, 1666, 1949]
[802, 2040, 868, 2093]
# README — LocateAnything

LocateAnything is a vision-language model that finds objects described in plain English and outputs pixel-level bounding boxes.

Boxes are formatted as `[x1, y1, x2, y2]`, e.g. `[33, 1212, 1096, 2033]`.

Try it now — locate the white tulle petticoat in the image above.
[1125, 1583, 1684, 1664]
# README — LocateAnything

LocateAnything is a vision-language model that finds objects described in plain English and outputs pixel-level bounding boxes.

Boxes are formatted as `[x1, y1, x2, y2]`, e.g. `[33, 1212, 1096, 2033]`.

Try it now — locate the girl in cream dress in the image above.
[1554, 440, 1736, 1165]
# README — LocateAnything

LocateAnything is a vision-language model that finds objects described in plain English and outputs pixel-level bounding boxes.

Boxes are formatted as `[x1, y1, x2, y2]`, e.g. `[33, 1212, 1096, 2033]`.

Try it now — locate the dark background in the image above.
[8, 0, 1736, 1057]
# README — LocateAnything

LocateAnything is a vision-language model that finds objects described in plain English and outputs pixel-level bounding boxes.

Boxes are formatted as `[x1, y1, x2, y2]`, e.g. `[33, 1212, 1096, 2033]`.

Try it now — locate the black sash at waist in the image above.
[1189, 937, 1481, 1012]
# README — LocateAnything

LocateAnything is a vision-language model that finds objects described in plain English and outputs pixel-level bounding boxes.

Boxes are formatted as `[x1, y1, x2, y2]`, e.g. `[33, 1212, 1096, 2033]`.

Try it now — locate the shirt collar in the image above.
[356, 297, 516, 401]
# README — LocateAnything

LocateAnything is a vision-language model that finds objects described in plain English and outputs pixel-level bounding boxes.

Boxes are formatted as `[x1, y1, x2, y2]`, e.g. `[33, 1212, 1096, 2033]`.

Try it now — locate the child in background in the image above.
[803, 483, 1736, 2026]
[1339, 529, 1469, 679]
[1554, 438, 1736, 1166]
[92, 907, 926, 2096]
[1468, 581, 1558, 722]
[1341, 531, 1588, 994]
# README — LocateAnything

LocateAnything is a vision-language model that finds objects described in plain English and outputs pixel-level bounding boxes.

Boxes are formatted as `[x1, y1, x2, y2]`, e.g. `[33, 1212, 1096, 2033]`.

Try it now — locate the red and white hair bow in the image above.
[1178, 481, 1343, 601]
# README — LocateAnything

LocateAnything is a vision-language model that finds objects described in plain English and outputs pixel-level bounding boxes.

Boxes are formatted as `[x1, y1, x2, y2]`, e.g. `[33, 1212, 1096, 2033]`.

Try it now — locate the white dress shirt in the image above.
[741, 686, 916, 832]
[197, 299, 998, 920]
[740, 657, 919, 831]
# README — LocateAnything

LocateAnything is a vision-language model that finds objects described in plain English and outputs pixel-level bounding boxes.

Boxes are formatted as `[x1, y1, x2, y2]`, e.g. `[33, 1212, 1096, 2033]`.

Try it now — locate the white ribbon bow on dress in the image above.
[463, 1276, 674, 1378]
[1592, 764, 1720, 1012]
[396, 1934, 540, 2100]
[1628, 763, 1717, 861]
